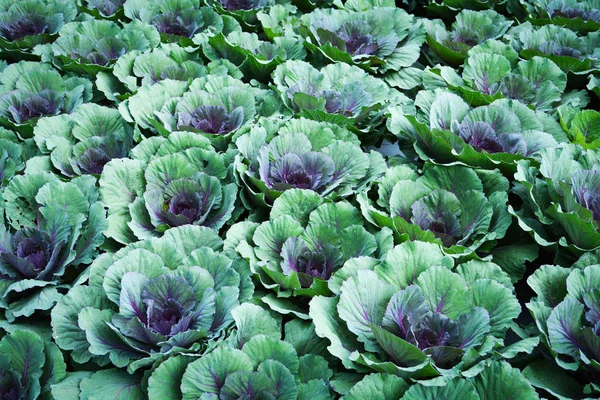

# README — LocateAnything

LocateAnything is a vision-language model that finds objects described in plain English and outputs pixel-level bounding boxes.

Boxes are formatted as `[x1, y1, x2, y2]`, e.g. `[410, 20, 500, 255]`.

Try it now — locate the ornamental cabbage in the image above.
[0, 127, 37, 188]
[506, 22, 600, 73]
[162, 304, 338, 400]
[0, 172, 107, 320]
[229, 190, 392, 304]
[426, 42, 570, 112]
[526, 0, 600, 33]
[0, 0, 77, 54]
[389, 90, 564, 172]
[0, 61, 93, 135]
[234, 118, 386, 206]
[50, 225, 253, 371]
[345, 362, 540, 400]
[358, 163, 511, 255]
[273, 60, 407, 131]
[33, 104, 133, 177]
[80, 0, 126, 18]
[309, 241, 523, 378]
[121, 75, 271, 149]
[425, 10, 512, 65]
[299, 7, 425, 73]
[204, 0, 282, 30]
[124, 0, 226, 42]
[0, 329, 68, 400]
[511, 144, 600, 253]
[202, 30, 306, 81]
[36, 19, 161, 74]
[100, 131, 238, 244]
[527, 263, 600, 373]
[97, 43, 242, 101]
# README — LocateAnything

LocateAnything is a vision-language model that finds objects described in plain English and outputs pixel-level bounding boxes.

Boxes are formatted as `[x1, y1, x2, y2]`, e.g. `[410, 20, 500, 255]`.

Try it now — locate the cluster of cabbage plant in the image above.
[1, 0, 600, 398]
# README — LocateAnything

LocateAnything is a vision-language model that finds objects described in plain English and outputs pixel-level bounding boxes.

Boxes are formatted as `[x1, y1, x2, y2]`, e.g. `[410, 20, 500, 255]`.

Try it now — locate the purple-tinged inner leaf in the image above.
[335, 20, 379, 56]
[141, 275, 197, 337]
[218, 0, 258, 10]
[84, 38, 127, 66]
[456, 121, 504, 153]
[267, 152, 336, 193]
[572, 169, 600, 221]
[87, 0, 126, 17]
[538, 41, 582, 58]
[1, 228, 64, 281]
[0, 362, 23, 400]
[281, 237, 341, 283]
[177, 105, 244, 134]
[78, 147, 112, 175]
[152, 13, 199, 38]
[7, 90, 64, 123]
[500, 74, 536, 103]
[414, 313, 459, 350]
[0, 13, 48, 41]
[450, 27, 481, 47]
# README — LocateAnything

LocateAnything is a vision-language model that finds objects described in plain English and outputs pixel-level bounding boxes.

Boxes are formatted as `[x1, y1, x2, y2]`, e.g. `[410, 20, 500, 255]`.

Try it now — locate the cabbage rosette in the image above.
[0, 172, 107, 320]
[273, 60, 408, 132]
[124, 0, 230, 45]
[299, 7, 425, 74]
[506, 22, 600, 73]
[0, 0, 77, 56]
[121, 75, 273, 149]
[35, 19, 161, 75]
[511, 144, 600, 253]
[50, 225, 253, 371]
[425, 10, 512, 66]
[97, 43, 242, 101]
[148, 304, 338, 399]
[309, 241, 526, 378]
[227, 190, 393, 314]
[527, 262, 600, 376]
[0, 61, 93, 136]
[344, 362, 540, 400]
[426, 42, 571, 112]
[525, 0, 600, 33]
[100, 131, 238, 244]
[33, 104, 134, 177]
[234, 117, 386, 207]
[202, 30, 306, 82]
[358, 163, 511, 256]
[389, 90, 565, 173]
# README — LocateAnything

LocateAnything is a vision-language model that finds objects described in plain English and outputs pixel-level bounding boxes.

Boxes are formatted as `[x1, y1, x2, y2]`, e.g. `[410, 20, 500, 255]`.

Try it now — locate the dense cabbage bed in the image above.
[0, 0, 599, 398]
